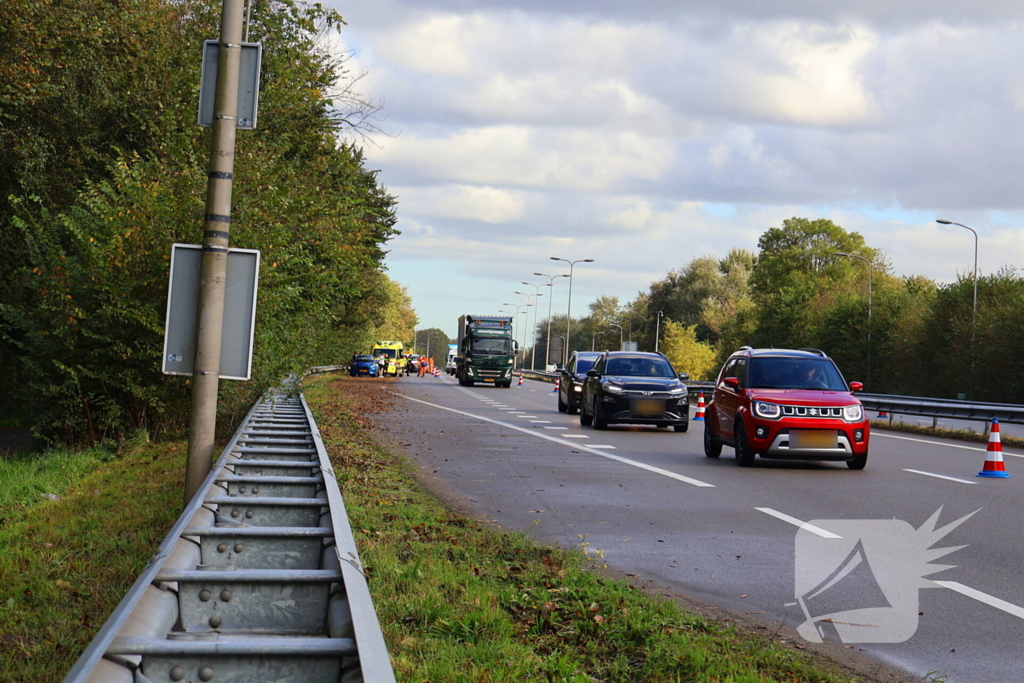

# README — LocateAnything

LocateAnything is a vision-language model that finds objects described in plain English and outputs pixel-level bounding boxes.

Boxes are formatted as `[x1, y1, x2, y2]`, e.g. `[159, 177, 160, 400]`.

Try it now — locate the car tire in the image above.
[847, 450, 868, 470]
[734, 421, 756, 467]
[704, 419, 722, 458]
[674, 421, 688, 433]
[594, 405, 608, 430]
[557, 391, 568, 413]
[579, 401, 593, 426]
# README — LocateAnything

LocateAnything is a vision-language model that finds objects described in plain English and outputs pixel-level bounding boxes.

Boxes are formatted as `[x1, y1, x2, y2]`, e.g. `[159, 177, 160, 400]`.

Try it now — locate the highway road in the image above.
[377, 374, 1024, 683]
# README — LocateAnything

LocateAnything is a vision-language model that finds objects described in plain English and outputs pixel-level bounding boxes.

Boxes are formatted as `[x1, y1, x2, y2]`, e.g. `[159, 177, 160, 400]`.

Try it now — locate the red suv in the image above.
[704, 348, 869, 469]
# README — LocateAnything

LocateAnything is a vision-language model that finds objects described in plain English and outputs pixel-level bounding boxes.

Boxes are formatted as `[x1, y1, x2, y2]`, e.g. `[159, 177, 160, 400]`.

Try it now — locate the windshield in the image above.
[576, 358, 595, 374]
[747, 357, 847, 391]
[605, 357, 675, 377]
[374, 349, 398, 359]
[471, 337, 512, 355]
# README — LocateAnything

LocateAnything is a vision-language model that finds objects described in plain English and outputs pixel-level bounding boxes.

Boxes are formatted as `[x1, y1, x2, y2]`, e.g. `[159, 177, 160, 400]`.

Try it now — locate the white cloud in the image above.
[394, 184, 529, 224]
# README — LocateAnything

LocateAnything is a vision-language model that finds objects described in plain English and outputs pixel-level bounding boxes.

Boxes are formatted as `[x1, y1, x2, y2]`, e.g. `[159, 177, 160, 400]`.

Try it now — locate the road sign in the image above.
[198, 40, 262, 129]
[622, 341, 639, 352]
[162, 243, 260, 380]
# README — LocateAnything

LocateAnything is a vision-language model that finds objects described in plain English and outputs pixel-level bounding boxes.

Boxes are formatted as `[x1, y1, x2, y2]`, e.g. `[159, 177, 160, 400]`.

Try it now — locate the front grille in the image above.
[781, 405, 845, 418]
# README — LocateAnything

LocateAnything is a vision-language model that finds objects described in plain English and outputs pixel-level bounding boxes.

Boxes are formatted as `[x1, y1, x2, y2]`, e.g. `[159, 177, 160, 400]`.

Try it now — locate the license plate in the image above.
[484, 379, 494, 382]
[631, 398, 665, 416]
[790, 430, 837, 449]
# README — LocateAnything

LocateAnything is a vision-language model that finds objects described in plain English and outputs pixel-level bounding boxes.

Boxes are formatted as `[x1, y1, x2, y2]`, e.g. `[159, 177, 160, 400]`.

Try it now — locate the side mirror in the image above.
[586, 370, 599, 378]
[723, 376, 740, 389]
[677, 372, 690, 381]
[849, 381, 863, 392]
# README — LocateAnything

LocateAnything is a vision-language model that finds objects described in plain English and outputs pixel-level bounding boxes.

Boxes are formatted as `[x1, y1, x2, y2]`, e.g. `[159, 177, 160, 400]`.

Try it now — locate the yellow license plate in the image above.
[790, 430, 837, 449]
[484, 379, 494, 382]
[631, 399, 665, 416]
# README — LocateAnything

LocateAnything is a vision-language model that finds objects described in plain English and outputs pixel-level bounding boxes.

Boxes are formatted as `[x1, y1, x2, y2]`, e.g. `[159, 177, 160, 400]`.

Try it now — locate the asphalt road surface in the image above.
[375, 374, 1024, 683]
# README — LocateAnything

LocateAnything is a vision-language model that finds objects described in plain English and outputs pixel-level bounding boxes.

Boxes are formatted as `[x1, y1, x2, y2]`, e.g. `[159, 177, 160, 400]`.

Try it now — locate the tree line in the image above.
[528, 217, 1024, 403]
[0, 0, 416, 445]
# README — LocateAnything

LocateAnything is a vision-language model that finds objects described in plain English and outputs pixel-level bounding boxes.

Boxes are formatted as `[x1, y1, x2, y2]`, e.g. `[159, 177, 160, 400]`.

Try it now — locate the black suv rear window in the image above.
[576, 358, 595, 374]
[747, 357, 847, 391]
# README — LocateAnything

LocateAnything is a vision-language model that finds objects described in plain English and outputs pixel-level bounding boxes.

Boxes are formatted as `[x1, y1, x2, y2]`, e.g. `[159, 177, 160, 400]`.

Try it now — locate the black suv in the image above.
[557, 351, 601, 414]
[580, 352, 690, 431]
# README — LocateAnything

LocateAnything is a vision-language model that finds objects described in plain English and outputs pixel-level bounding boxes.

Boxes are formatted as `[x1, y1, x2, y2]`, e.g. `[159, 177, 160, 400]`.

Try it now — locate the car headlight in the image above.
[844, 404, 863, 422]
[668, 386, 686, 394]
[573, 384, 582, 392]
[603, 383, 623, 393]
[753, 401, 781, 419]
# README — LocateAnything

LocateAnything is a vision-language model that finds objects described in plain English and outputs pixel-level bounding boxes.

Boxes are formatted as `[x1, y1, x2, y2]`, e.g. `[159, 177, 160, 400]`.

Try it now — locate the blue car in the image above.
[349, 354, 379, 377]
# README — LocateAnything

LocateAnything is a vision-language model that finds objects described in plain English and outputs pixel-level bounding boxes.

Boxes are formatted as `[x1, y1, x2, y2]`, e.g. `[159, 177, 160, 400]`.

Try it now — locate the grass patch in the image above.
[304, 374, 866, 683]
[0, 436, 186, 682]
[870, 419, 1024, 448]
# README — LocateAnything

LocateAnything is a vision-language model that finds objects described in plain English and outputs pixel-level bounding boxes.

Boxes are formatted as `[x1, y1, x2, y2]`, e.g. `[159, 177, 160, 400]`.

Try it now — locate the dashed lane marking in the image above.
[874, 432, 1024, 458]
[754, 507, 842, 539]
[393, 393, 715, 488]
[903, 469, 979, 485]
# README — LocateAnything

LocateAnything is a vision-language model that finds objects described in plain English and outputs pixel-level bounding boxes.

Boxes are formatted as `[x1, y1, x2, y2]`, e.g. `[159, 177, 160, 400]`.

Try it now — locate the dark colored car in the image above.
[557, 351, 601, 414]
[349, 354, 379, 377]
[704, 347, 869, 469]
[579, 352, 690, 431]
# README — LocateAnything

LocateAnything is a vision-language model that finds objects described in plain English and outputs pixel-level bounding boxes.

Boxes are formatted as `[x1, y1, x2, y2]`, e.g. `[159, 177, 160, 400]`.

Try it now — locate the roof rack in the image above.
[799, 348, 828, 357]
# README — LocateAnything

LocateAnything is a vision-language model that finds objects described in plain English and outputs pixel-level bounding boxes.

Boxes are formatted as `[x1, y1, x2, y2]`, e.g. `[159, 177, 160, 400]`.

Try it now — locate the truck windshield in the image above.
[471, 337, 511, 355]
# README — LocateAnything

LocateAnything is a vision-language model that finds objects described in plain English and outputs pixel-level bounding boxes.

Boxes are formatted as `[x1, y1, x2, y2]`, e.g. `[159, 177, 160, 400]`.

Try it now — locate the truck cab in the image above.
[456, 315, 517, 387]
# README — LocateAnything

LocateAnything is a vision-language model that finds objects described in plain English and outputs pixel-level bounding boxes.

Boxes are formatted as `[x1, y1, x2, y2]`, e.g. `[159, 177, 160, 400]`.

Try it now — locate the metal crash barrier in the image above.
[61, 387, 395, 683]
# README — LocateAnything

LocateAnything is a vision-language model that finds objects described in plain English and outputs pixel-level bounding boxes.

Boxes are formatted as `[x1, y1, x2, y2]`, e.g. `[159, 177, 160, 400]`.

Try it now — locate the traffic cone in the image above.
[878, 409, 888, 419]
[433, 367, 440, 377]
[693, 392, 706, 421]
[977, 418, 1011, 478]
[553, 378, 560, 393]
[517, 374, 524, 386]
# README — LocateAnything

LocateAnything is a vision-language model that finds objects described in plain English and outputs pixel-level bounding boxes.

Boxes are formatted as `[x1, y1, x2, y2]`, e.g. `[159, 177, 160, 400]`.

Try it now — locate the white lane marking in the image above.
[518, 415, 539, 418]
[544, 427, 568, 430]
[903, 469, 979, 485]
[562, 435, 589, 439]
[589, 445, 616, 449]
[874, 432, 1024, 458]
[508, 411, 526, 414]
[934, 581, 1024, 621]
[394, 393, 715, 488]
[755, 507, 842, 539]
[530, 420, 551, 424]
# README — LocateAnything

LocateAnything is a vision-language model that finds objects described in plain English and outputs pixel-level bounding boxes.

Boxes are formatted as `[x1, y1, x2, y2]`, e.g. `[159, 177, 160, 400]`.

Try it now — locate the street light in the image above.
[834, 252, 873, 386]
[936, 219, 979, 393]
[608, 322, 623, 350]
[503, 302, 530, 364]
[534, 271, 570, 369]
[655, 310, 664, 353]
[425, 333, 438, 367]
[614, 317, 632, 344]
[511, 296, 540, 370]
[550, 256, 595, 365]
[521, 281, 551, 371]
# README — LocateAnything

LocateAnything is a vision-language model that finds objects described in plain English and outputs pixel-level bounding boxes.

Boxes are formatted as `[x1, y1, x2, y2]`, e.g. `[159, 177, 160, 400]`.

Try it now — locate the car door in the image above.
[583, 354, 604, 413]
[715, 358, 742, 437]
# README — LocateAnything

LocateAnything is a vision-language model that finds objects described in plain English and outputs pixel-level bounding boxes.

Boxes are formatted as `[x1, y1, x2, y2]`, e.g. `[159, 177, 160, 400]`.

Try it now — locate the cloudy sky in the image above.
[324, 0, 1024, 337]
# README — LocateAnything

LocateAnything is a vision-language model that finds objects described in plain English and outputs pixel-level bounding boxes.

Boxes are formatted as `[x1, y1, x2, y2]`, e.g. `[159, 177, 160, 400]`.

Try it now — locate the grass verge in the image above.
[0, 436, 186, 683]
[304, 373, 867, 683]
[869, 419, 1024, 448]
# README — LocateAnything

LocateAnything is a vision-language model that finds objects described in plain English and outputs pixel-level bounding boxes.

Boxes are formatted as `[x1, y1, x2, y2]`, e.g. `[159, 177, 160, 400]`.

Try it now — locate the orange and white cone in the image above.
[978, 418, 1011, 478]
[693, 392, 706, 421]
[433, 367, 440, 377]
[553, 377, 560, 393]
[517, 374, 524, 386]
[878, 409, 888, 419]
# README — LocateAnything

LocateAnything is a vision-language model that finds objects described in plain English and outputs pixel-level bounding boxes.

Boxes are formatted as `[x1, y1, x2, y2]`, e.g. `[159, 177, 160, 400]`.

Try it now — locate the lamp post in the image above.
[655, 310, 664, 353]
[834, 252, 872, 386]
[609, 322, 623, 350]
[936, 219, 979, 394]
[521, 281, 550, 370]
[550, 256, 595, 365]
[534, 271, 570, 369]
[425, 333, 438, 367]
[501, 301, 528, 368]
[506, 299, 534, 369]
[515, 291, 543, 369]
[615, 317, 633, 345]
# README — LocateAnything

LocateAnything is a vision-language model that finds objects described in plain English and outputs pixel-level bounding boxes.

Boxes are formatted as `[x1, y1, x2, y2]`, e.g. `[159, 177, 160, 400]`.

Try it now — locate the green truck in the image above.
[456, 314, 517, 387]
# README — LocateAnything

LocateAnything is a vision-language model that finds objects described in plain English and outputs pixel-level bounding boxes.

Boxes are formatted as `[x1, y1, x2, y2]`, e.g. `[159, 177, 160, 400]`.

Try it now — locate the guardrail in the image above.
[62, 383, 395, 683]
[515, 370, 1024, 427]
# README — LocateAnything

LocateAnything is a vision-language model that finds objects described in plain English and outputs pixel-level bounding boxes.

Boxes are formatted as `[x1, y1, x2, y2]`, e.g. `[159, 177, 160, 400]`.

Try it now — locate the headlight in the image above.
[844, 404, 863, 422]
[753, 401, 781, 419]
[668, 386, 686, 394]
[467, 367, 474, 375]
[574, 384, 582, 392]
[604, 383, 623, 393]
[507, 358, 513, 364]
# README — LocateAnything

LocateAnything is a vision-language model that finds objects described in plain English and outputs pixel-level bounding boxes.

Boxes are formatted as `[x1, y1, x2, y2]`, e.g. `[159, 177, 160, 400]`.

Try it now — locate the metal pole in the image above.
[655, 311, 663, 353]
[551, 257, 593, 365]
[534, 272, 568, 370]
[185, 0, 245, 506]
[935, 220, 979, 395]
[610, 323, 622, 350]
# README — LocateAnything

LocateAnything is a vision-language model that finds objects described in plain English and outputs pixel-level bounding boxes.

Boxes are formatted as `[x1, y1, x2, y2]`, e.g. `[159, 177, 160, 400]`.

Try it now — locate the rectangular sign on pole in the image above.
[197, 40, 262, 129]
[162, 243, 260, 380]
